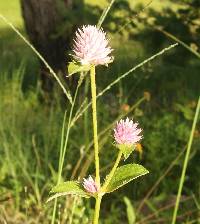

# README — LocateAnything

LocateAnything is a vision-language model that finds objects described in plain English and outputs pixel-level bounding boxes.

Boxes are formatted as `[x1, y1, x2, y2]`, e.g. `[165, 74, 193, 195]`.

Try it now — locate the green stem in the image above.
[84, 76, 90, 149]
[90, 66, 100, 185]
[51, 199, 57, 224]
[93, 196, 102, 224]
[171, 96, 200, 224]
[101, 151, 123, 192]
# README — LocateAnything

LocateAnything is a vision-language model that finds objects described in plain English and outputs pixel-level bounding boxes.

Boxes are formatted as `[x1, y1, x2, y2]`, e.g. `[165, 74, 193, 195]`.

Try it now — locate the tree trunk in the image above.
[20, 0, 83, 91]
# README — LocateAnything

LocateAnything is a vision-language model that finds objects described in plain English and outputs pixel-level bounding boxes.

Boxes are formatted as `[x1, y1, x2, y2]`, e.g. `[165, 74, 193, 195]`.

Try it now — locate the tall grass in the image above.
[0, 63, 71, 221]
[0, 14, 72, 104]
[172, 96, 200, 223]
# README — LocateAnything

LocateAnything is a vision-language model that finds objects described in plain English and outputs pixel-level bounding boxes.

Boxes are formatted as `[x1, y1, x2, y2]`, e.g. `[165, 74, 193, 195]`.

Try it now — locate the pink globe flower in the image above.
[114, 118, 142, 146]
[73, 25, 113, 66]
[83, 175, 99, 194]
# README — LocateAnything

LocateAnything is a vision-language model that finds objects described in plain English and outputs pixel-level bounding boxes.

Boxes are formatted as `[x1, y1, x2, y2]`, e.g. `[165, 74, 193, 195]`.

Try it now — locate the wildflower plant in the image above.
[48, 25, 149, 224]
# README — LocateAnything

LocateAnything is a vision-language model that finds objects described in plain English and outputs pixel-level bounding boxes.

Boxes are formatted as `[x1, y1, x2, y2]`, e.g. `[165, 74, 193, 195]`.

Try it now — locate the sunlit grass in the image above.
[0, 0, 22, 28]
[0, 0, 182, 31]
[130, 0, 182, 11]
[0, 0, 199, 223]
[85, 0, 182, 12]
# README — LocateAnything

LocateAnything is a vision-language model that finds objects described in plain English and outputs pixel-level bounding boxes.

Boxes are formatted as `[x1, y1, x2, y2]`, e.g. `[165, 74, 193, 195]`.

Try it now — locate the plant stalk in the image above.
[90, 66, 100, 185]
[93, 196, 102, 224]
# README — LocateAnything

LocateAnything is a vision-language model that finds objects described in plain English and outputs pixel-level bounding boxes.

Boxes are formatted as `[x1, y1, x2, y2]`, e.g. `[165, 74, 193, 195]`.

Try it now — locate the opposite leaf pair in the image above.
[48, 163, 149, 202]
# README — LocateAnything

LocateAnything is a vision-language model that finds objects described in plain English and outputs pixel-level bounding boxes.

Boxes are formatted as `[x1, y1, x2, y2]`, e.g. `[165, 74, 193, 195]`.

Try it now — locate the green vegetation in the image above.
[0, 0, 199, 223]
[0, 0, 22, 28]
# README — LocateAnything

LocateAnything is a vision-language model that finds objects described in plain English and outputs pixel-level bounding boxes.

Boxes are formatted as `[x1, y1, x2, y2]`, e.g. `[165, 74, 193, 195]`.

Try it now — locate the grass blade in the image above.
[156, 27, 200, 59]
[172, 96, 200, 224]
[97, 0, 116, 28]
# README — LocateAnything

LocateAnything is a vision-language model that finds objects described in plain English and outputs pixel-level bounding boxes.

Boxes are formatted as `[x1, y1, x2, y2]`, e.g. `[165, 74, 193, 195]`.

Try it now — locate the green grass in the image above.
[0, 0, 22, 28]
[129, 0, 182, 11]
[0, 0, 37, 82]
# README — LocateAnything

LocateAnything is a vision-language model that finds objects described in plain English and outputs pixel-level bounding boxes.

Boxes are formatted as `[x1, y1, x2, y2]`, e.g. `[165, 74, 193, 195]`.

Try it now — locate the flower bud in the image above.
[83, 175, 99, 194]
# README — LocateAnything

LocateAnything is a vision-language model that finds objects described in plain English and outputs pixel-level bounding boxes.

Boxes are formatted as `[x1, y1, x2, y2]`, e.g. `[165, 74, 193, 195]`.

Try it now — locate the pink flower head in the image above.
[83, 175, 99, 194]
[72, 25, 113, 66]
[114, 118, 142, 146]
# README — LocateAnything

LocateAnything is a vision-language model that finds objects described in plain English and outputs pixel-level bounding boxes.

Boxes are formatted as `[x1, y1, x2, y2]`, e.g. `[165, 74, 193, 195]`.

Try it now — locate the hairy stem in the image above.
[93, 196, 102, 224]
[90, 66, 100, 185]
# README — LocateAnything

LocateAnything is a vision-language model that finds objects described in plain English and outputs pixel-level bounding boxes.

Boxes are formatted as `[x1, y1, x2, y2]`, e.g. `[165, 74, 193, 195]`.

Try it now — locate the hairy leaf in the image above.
[105, 164, 149, 193]
[47, 181, 90, 202]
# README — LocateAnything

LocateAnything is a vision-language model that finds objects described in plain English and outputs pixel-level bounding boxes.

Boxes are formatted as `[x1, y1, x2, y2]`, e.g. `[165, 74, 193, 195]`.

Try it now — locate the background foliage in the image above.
[0, 0, 199, 223]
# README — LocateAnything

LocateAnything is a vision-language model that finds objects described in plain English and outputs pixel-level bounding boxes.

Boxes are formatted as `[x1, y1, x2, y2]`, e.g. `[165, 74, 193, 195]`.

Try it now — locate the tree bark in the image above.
[20, 0, 83, 91]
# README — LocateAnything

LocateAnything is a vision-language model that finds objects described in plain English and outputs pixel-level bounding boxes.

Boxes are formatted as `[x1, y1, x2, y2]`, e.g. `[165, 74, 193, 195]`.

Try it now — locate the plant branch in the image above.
[101, 151, 122, 192]
[93, 196, 102, 224]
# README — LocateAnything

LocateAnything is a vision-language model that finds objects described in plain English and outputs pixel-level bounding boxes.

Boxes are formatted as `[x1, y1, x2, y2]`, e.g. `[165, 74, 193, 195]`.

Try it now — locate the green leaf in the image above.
[68, 61, 90, 76]
[105, 164, 149, 193]
[47, 181, 90, 202]
[123, 196, 136, 224]
[117, 144, 136, 160]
